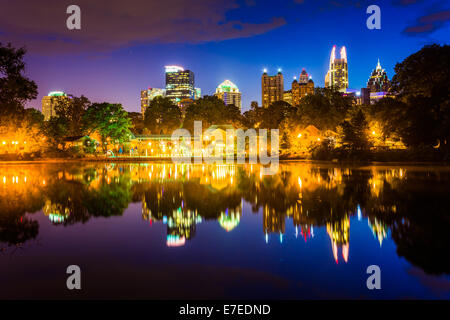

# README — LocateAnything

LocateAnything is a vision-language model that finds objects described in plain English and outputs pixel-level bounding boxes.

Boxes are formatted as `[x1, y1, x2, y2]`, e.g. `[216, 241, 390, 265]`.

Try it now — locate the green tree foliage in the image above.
[54, 95, 91, 136]
[259, 100, 297, 129]
[44, 116, 69, 149]
[183, 96, 242, 132]
[384, 44, 450, 149]
[339, 108, 371, 151]
[83, 103, 132, 152]
[297, 88, 352, 131]
[143, 96, 181, 134]
[128, 112, 144, 135]
[0, 43, 38, 119]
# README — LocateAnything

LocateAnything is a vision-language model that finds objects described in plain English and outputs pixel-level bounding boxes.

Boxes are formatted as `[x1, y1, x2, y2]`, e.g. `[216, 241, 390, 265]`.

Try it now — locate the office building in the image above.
[325, 46, 349, 92]
[141, 87, 166, 116]
[367, 59, 390, 93]
[291, 69, 314, 106]
[262, 69, 284, 108]
[215, 80, 242, 110]
[165, 65, 195, 103]
[41, 91, 68, 121]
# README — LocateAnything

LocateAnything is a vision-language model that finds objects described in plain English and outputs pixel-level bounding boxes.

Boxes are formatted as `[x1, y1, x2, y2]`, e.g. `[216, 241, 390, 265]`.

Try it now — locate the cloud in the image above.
[391, 0, 424, 6]
[403, 10, 450, 35]
[0, 0, 285, 54]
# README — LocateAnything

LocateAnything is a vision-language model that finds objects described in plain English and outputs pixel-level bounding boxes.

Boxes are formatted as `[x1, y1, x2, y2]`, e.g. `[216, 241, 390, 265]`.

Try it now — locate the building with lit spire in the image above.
[215, 80, 242, 110]
[365, 59, 391, 104]
[291, 68, 314, 106]
[325, 46, 348, 92]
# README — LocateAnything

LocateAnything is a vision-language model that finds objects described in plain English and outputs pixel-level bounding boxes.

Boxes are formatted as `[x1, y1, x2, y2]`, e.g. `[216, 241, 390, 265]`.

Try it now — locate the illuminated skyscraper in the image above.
[140, 87, 166, 116]
[41, 91, 68, 121]
[261, 69, 284, 108]
[367, 59, 390, 93]
[215, 80, 242, 110]
[194, 87, 202, 100]
[291, 69, 314, 106]
[165, 66, 195, 103]
[325, 46, 348, 92]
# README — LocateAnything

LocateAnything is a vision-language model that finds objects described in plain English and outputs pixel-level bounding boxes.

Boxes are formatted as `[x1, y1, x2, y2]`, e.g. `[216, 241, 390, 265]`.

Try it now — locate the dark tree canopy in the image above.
[83, 103, 132, 151]
[0, 43, 38, 119]
[183, 95, 242, 132]
[144, 96, 181, 134]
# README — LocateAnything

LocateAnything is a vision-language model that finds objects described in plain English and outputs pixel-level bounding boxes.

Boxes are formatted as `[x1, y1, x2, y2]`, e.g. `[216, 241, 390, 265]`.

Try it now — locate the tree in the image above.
[54, 95, 91, 136]
[339, 109, 371, 151]
[83, 103, 132, 152]
[143, 97, 181, 134]
[128, 112, 144, 135]
[0, 43, 38, 119]
[44, 116, 69, 149]
[298, 88, 352, 131]
[183, 96, 242, 132]
[387, 44, 450, 150]
[259, 100, 296, 129]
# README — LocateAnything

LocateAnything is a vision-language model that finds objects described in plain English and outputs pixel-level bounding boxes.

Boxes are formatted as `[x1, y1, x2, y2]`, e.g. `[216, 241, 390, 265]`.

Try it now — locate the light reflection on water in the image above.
[0, 162, 449, 299]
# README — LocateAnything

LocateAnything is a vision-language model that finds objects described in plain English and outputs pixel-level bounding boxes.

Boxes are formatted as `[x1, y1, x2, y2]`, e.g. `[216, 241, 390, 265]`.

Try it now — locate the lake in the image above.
[1, 161, 449, 299]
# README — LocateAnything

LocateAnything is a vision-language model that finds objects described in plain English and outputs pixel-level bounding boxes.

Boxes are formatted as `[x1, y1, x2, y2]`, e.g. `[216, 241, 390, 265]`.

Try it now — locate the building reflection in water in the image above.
[1, 163, 449, 274]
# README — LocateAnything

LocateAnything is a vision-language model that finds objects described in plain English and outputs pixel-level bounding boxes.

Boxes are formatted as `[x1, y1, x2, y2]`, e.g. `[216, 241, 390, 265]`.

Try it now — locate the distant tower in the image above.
[261, 69, 284, 108]
[141, 87, 166, 116]
[299, 68, 309, 84]
[325, 45, 348, 92]
[41, 91, 68, 121]
[165, 65, 195, 103]
[215, 80, 242, 111]
[291, 69, 314, 106]
[367, 59, 390, 93]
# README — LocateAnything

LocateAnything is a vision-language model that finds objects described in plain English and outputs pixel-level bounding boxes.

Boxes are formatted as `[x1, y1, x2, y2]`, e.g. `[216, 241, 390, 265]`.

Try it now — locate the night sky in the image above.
[1, 0, 449, 112]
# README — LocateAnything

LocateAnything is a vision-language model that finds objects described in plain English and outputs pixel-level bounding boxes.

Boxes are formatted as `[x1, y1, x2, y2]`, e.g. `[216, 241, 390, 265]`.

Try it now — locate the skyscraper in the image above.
[165, 66, 195, 103]
[141, 87, 166, 116]
[291, 69, 314, 106]
[262, 69, 284, 108]
[367, 59, 390, 93]
[325, 46, 348, 92]
[41, 91, 68, 121]
[215, 80, 242, 110]
[365, 59, 391, 104]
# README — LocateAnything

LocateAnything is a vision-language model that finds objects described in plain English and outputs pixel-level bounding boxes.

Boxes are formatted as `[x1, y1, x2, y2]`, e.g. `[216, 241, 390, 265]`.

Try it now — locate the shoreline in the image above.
[0, 157, 449, 167]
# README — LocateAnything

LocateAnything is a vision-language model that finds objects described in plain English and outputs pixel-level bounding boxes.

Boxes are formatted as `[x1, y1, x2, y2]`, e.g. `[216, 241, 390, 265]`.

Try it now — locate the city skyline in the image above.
[2, 0, 448, 113]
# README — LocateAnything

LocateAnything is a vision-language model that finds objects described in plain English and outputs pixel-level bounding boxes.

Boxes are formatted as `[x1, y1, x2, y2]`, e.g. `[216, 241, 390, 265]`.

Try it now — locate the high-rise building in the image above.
[41, 91, 68, 121]
[291, 69, 314, 106]
[262, 69, 284, 108]
[194, 87, 202, 100]
[165, 65, 195, 103]
[141, 87, 166, 116]
[325, 46, 348, 92]
[215, 80, 242, 110]
[283, 90, 292, 105]
[367, 59, 390, 93]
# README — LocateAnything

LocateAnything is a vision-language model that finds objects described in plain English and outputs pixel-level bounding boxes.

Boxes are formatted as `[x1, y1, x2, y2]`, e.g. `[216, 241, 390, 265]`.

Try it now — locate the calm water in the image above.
[1, 162, 449, 299]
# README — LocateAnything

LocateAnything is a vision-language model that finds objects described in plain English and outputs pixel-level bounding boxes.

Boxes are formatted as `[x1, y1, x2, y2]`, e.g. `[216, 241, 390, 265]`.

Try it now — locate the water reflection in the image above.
[0, 162, 449, 275]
